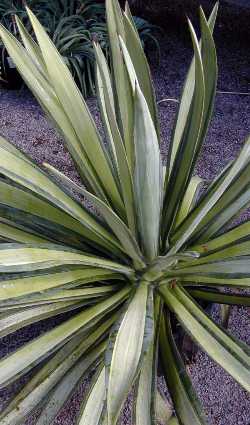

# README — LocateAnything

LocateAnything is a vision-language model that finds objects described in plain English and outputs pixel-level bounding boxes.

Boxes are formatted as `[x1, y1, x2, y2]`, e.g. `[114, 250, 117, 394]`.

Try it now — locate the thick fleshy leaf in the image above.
[0, 285, 118, 307]
[0, 178, 100, 251]
[190, 220, 250, 254]
[44, 163, 144, 269]
[107, 283, 154, 424]
[135, 292, 164, 424]
[133, 84, 162, 261]
[196, 5, 218, 147]
[0, 3, 248, 425]
[170, 260, 250, 286]
[78, 366, 105, 425]
[0, 140, 124, 255]
[160, 313, 207, 425]
[174, 259, 250, 288]
[0, 244, 133, 275]
[135, 342, 157, 425]
[0, 268, 120, 301]
[181, 161, 250, 245]
[26, 7, 124, 216]
[220, 304, 231, 328]
[188, 288, 250, 306]
[177, 274, 250, 288]
[179, 240, 250, 269]
[15, 16, 47, 76]
[159, 285, 250, 392]
[143, 251, 200, 283]
[0, 315, 116, 424]
[198, 186, 250, 242]
[0, 26, 109, 200]
[94, 43, 137, 236]
[36, 344, 105, 425]
[0, 203, 90, 252]
[119, 36, 138, 92]
[94, 44, 119, 171]
[155, 391, 173, 425]
[0, 301, 85, 338]
[0, 286, 130, 388]
[0, 219, 47, 243]
[167, 3, 218, 176]
[162, 21, 205, 240]
[165, 6, 218, 242]
[0, 135, 33, 163]
[174, 176, 203, 229]
[106, 0, 134, 169]
[170, 135, 250, 253]
[123, 9, 159, 136]
[168, 418, 181, 425]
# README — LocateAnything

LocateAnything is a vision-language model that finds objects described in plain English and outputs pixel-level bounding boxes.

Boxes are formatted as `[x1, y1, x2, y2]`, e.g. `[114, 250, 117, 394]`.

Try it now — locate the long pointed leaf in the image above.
[174, 176, 203, 229]
[0, 141, 124, 255]
[0, 219, 47, 243]
[160, 313, 207, 425]
[188, 288, 250, 306]
[162, 21, 205, 240]
[0, 315, 116, 424]
[106, 0, 134, 169]
[0, 244, 133, 275]
[167, 3, 218, 175]
[170, 135, 250, 253]
[26, 7, 124, 216]
[123, 9, 159, 137]
[133, 84, 162, 261]
[159, 285, 250, 392]
[36, 344, 105, 425]
[0, 286, 130, 388]
[94, 43, 137, 237]
[0, 268, 119, 301]
[107, 283, 154, 424]
[0, 301, 85, 338]
[0, 27, 108, 200]
[44, 163, 145, 269]
[135, 342, 156, 425]
[0, 178, 102, 251]
[78, 366, 106, 425]
[191, 220, 250, 254]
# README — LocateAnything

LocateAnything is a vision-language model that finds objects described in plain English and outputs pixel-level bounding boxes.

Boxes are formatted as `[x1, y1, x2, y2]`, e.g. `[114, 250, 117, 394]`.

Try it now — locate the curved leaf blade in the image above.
[0, 244, 133, 275]
[78, 366, 106, 425]
[163, 21, 205, 240]
[0, 286, 130, 388]
[159, 285, 250, 392]
[0, 316, 116, 424]
[44, 163, 145, 269]
[160, 313, 207, 425]
[26, 7, 124, 215]
[107, 283, 154, 425]
[167, 3, 218, 175]
[133, 85, 162, 261]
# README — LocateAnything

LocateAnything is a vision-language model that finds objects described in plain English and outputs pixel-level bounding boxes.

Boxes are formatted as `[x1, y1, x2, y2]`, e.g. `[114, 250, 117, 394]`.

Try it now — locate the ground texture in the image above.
[0, 1, 249, 424]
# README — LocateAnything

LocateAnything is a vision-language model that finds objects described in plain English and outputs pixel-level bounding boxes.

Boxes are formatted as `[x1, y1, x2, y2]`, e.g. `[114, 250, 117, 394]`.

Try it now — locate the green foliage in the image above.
[0, 0, 160, 97]
[0, 0, 249, 424]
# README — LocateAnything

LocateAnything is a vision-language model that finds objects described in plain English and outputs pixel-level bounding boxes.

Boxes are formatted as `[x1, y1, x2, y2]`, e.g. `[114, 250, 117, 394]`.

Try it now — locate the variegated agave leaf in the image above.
[0, 1, 249, 425]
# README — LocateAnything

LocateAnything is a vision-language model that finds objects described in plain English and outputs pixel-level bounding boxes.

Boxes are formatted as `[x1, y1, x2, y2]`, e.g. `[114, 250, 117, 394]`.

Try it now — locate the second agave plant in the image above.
[0, 0, 249, 424]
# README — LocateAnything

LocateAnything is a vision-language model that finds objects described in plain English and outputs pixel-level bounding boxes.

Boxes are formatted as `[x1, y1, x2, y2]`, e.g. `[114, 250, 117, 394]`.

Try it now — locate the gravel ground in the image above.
[0, 4, 250, 424]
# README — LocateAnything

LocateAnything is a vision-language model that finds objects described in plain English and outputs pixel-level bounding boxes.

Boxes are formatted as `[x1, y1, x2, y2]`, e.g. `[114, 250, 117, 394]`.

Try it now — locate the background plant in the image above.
[0, 0, 160, 96]
[0, 0, 249, 424]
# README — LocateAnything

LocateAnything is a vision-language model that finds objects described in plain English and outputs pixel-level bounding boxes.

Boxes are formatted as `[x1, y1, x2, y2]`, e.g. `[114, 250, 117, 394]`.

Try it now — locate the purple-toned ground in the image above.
[0, 2, 249, 424]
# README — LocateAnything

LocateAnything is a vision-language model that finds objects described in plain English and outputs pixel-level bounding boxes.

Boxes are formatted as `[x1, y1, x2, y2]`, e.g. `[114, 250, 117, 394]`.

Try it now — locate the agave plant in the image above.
[47, 14, 103, 97]
[0, 0, 160, 97]
[0, 0, 249, 424]
[0, 0, 107, 95]
[131, 15, 161, 59]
